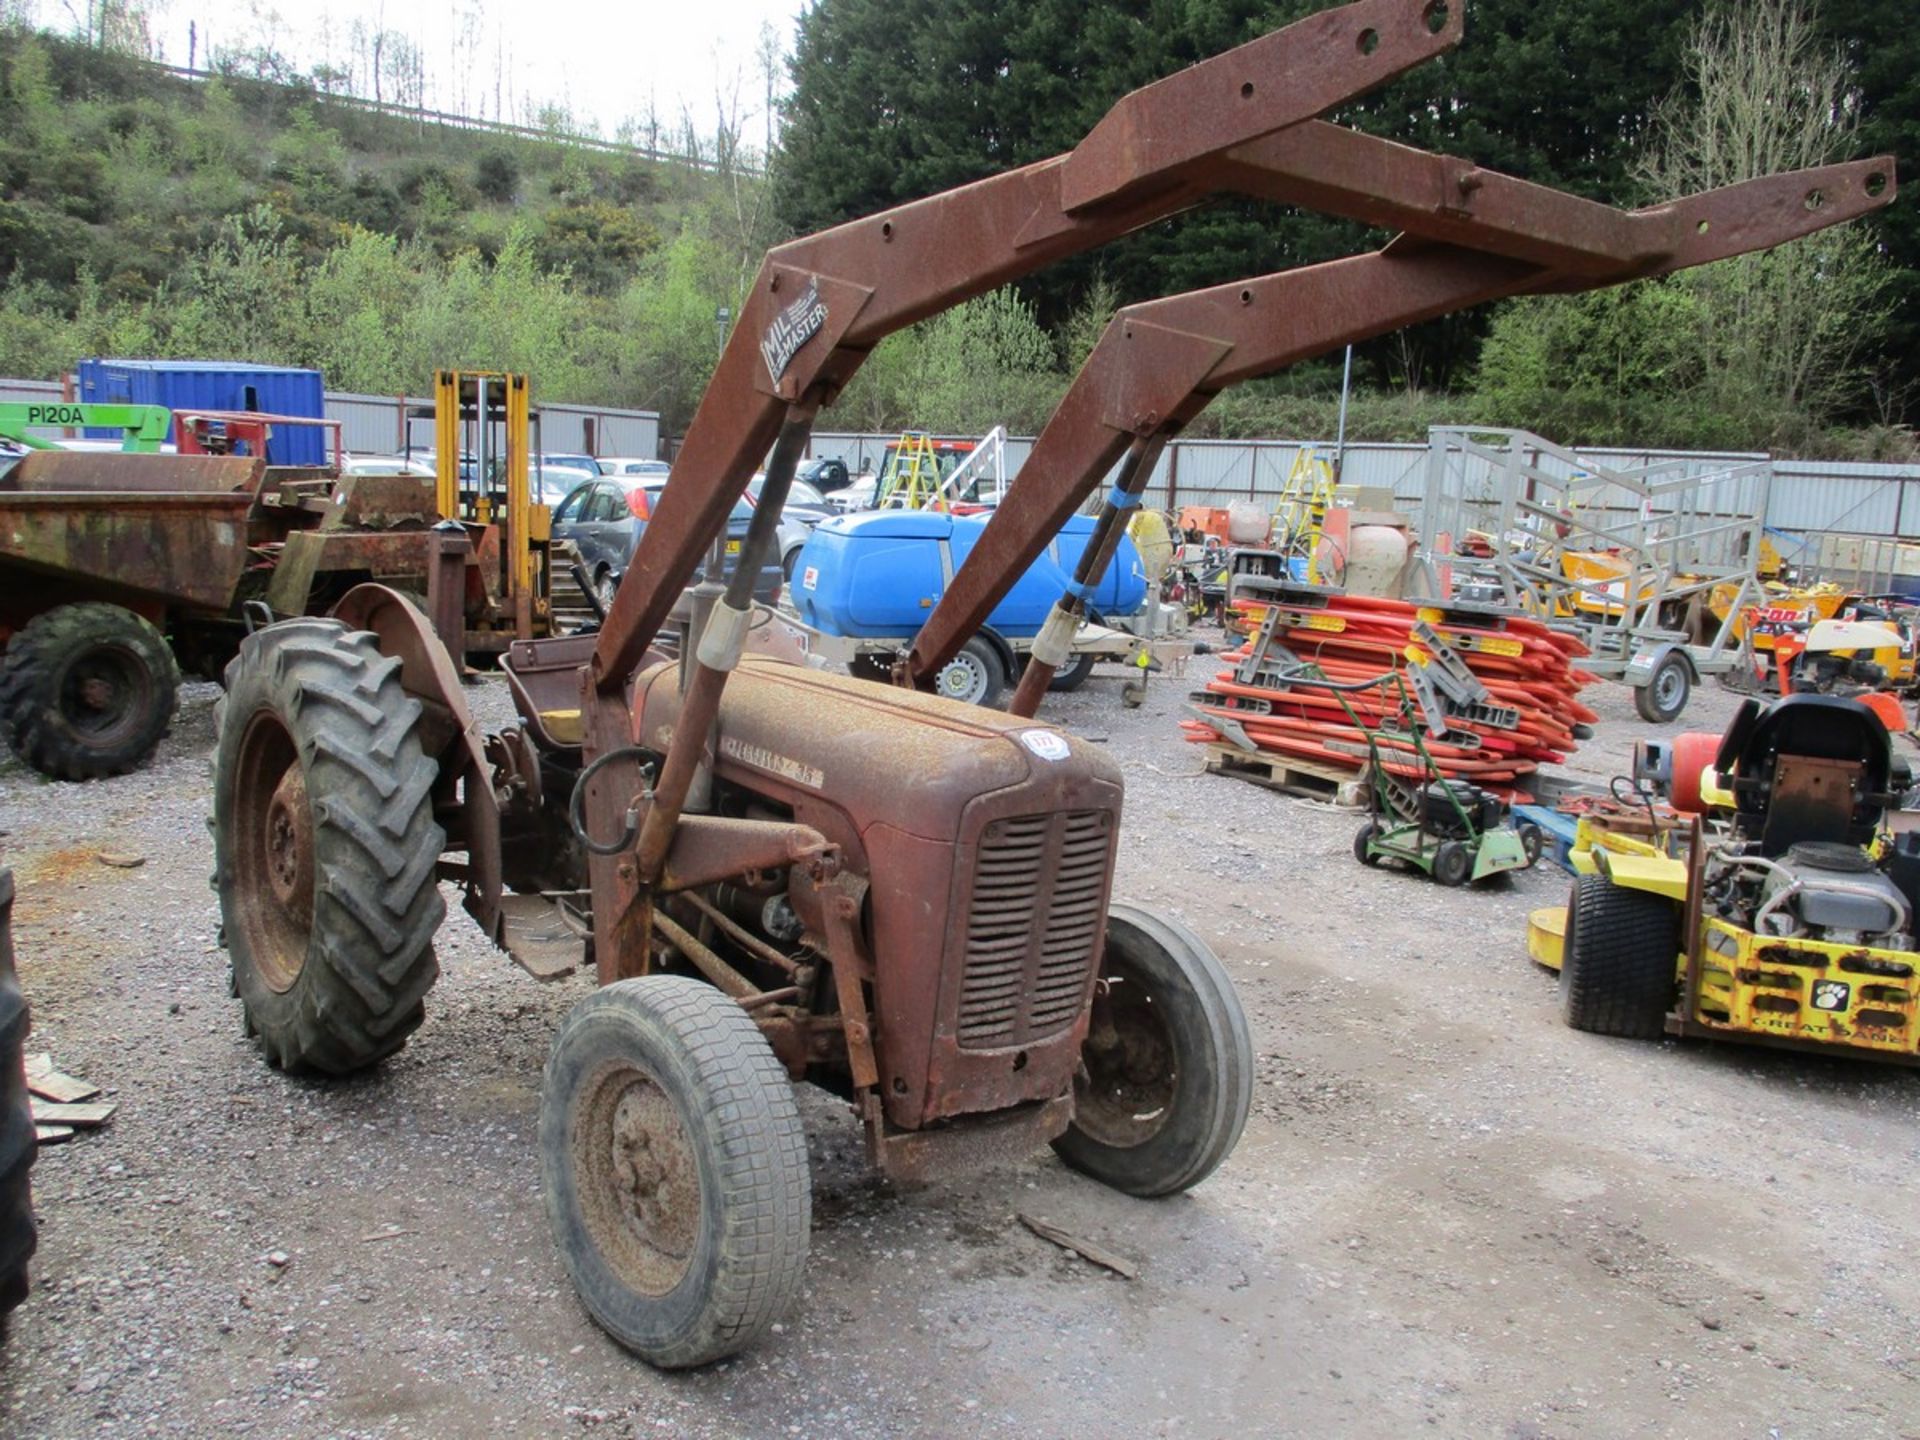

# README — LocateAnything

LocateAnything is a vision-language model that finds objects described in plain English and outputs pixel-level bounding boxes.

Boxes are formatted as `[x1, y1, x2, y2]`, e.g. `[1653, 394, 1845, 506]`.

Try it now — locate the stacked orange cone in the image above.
[1182, 594, 1598, 795]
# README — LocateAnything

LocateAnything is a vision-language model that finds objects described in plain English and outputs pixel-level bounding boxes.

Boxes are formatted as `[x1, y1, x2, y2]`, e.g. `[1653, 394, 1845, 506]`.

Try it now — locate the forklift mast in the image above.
[427, 369, 551, 642]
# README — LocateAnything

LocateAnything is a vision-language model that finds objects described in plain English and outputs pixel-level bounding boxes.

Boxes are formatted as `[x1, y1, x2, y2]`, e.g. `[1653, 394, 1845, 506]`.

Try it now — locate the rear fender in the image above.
[332, 583, 503, 945]
[1590, 847, 1689, 903]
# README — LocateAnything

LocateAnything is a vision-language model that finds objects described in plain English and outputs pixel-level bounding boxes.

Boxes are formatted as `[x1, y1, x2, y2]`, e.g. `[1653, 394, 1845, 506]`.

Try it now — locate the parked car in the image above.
[746, 474, 836, 580]
[550, 478, 783, 615]
[796, 456, 855, 496]
[341, 453, 436, 478]
[597, 457, 672, 484]
[826, 472, 882, 514]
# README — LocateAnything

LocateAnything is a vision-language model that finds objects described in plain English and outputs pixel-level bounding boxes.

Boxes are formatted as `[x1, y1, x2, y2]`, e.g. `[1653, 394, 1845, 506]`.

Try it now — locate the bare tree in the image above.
[1637, 0, 1893, 429]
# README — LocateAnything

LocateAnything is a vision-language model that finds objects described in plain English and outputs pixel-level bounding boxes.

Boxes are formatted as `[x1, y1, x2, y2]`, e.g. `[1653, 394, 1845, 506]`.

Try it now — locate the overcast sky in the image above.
[35, 1, 810, 145]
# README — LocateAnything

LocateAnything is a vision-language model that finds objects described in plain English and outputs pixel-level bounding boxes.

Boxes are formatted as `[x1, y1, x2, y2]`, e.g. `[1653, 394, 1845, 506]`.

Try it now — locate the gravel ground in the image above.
[1, 632, 1917, 1439]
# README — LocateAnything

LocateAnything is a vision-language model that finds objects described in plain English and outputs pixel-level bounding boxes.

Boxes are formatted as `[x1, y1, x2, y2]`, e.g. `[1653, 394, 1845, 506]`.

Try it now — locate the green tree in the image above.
[1476, 0, 1894, 449]
[774, 0, 1706, 390]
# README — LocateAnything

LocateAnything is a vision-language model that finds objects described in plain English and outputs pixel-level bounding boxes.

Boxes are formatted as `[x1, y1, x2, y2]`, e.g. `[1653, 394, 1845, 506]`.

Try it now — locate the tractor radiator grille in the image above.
[956, 809, 1112, 1049]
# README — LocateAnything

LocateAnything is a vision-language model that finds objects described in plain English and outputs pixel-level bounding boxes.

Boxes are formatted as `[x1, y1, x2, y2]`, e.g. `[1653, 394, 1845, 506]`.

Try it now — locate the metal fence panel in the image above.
[0, 378, 61, 405]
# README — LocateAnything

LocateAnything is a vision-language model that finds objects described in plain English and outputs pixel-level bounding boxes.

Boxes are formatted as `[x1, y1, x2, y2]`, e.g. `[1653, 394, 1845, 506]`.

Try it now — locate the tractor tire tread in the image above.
[0, 603, 179, 780]
[215, 621, 443, 1075]
[0, 878, 37, 1322]
[541, 977, 809, 1368]
[1559, 873, 1679, 1039]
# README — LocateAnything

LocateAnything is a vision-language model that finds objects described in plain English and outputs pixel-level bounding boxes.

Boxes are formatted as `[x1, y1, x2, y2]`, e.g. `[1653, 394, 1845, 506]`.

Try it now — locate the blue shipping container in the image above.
[793, 511, 1148, 639]
[76, 359, 328, 465]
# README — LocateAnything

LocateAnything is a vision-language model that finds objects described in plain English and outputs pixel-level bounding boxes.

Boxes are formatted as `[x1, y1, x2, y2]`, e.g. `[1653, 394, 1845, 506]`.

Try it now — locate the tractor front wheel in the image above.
[1053, 902, 1252, 1197]
[212, 619, 446, 1074]
[540, 978, 810, 1369]
[1558, 874, 1681, 1039]
[0, 870, 36, 1328]
[0, 602, 179, 781]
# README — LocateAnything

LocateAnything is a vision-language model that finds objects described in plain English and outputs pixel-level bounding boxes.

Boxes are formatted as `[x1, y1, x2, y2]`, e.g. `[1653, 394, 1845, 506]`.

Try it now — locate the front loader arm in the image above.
[587, 0, 1462, 692]
[906, 157, 1897, 709]
[578, 0, 1467, 981]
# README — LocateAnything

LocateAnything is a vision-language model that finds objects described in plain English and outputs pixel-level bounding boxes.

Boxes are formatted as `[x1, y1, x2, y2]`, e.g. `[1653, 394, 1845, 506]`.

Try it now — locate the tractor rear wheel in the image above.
[1053, 902, 1252, 1197]
[0, 602, 179, 781]
[0, 870, 36, 1328]
[1559, 874, 1681, 1039]
[540, 978, 810, 1369]
[212, 619, 445, 1074]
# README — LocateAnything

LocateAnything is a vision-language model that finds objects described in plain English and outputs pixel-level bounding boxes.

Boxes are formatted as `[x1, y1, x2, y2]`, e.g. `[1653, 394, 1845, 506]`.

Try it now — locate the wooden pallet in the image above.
[1203, 743, 1363, 803]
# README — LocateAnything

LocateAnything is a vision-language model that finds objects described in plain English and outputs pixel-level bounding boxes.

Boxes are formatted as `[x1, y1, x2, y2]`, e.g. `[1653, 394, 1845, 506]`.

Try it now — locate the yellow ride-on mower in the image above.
[1532, 695, 1920, 1063]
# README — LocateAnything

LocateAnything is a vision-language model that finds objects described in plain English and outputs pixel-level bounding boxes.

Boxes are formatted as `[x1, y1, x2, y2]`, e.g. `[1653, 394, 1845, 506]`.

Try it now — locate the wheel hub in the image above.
[1073, 971, 1176, 1148]
[230, 714, 314, 995]
[938, 656, 982, 701]
[58, 643, 148, 743]
[575, 1065, 700, 1296]
[263, 766, 314, 914]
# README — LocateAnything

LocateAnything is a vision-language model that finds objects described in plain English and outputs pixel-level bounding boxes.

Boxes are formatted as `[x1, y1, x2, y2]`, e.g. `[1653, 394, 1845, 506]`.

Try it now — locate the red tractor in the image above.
[205, 0, 1893, 1368]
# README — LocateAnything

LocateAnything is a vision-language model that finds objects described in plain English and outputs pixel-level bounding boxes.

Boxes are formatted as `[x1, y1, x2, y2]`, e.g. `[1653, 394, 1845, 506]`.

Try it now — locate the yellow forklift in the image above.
[421, 370, 557, 651]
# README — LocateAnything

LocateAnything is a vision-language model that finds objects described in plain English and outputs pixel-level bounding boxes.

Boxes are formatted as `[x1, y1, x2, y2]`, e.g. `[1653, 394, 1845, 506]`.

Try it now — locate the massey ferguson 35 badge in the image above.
[760, 278, 828, 383]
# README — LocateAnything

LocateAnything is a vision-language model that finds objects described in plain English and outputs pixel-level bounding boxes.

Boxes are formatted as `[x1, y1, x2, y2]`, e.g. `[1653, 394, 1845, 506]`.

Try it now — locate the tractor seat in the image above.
[1715, 695, 1897, 855]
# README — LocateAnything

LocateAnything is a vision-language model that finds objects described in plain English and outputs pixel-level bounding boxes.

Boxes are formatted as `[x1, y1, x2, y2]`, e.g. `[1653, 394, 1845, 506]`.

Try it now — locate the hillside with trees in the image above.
[0, 2, 1914, 456]
[0, 23, 778, 431]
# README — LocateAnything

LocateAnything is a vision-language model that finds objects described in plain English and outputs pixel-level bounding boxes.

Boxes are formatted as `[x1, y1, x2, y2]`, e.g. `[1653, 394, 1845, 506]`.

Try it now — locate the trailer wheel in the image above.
[1559, 874, 1680, 1039]
[1047, 650, 1098, 692]
[0, 871, 36, 1328]
[933, 637, 1006, 708]
[541, 978, 810, 1369]
[213, 618, 445, 1074]
[0, 602, 179, 781]
[1053, 902, 1252, 1197]
[1634, 652, 1692, 723]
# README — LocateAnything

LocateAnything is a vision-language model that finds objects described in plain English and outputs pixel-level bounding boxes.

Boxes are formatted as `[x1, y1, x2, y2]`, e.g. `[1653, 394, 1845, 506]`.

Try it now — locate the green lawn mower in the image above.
[1330, 670, 1542, 887]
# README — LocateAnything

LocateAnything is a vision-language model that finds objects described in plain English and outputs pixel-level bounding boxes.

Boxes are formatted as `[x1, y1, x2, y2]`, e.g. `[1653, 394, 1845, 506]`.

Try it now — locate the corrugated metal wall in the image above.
[808, 430, 1920, 541]
[0, 378, 662, 464]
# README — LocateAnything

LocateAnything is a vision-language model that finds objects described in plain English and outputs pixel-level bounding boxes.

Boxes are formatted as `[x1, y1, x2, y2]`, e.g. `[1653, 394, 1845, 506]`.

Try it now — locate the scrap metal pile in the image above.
[1183, 585, 1599, 792]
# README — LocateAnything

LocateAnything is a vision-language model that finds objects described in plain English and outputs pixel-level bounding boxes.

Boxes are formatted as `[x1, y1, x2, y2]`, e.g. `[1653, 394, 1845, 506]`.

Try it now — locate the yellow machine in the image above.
[1530, 696, 1920, 1064]
[430, 370, 555, 648]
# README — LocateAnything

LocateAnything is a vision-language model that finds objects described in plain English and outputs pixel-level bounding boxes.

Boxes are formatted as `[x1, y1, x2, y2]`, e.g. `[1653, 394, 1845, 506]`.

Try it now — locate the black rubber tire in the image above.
[1635, 654, 1692, 723]
[1518, 822, 1545, 867]
[933, 637, 1006, 709]
[1353, 821, 1383, 867]
[1053, 902, 1253, 1197]
[593, 569, 621, 617]
[847, 652, 895, 684]
[212, 618, 445, 1075]
[0, 602, 179, 781]
[540, 977, 810, 1369]
[1559, 873, 1681, 1039]
[1047, 649, 1099, 692]
[1432, 839, 1472, 887]
[0, 869, 36, 1326]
